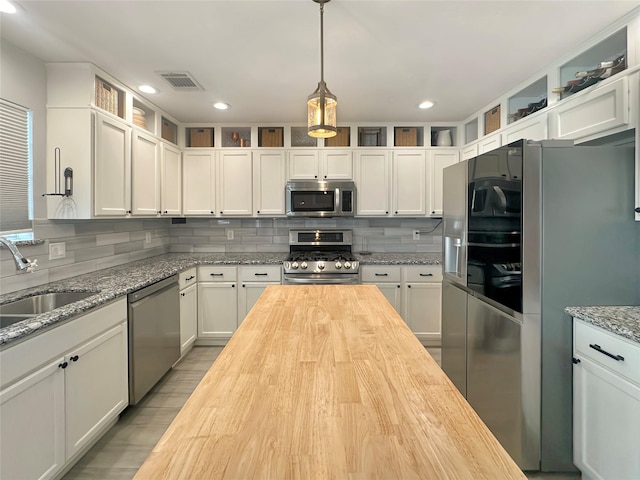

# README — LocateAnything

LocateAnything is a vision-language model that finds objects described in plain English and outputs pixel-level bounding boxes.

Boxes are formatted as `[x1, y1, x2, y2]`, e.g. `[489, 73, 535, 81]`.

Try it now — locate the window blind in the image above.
[0, 99, 31, 233]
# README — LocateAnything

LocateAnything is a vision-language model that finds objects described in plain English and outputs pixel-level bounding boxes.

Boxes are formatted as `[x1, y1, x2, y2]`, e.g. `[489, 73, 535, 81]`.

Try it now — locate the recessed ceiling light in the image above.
[138, 85, 158, 94]
[419, 100, 435, 109]
[0, 0, 17, 13]
[213, 102, 230, 110]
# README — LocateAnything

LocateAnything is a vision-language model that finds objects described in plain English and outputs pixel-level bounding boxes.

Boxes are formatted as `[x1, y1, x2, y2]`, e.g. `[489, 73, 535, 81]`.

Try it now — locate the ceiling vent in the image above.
[156, 71, 204, 91]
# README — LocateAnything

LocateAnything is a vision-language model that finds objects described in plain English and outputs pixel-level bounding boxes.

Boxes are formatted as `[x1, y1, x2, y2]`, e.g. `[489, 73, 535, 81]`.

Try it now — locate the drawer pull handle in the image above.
[210, 273, 224, 277]
[185, 275, 195, 281]
[254, 273, 268, 276]
[419, 273, 433, 277]
[589, 343, 624, 362]
[375, 273, 388, 277]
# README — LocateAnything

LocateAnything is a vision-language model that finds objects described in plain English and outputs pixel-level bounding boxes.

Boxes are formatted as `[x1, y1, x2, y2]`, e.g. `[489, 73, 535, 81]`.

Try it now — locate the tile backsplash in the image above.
[1, 217, 442, 294]
[1, 218, 171, 294]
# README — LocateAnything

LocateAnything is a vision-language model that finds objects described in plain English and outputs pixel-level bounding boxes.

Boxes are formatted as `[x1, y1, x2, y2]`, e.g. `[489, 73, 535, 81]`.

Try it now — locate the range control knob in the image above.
[344, 261, 351, 269]
[317, 262, 325, 271]
[301, 262, 308, 270]
[352, 261, 359, 269]
[292, 262, 299, 269]
[335, 262, 342, 269]
[284, 262, 290, 270]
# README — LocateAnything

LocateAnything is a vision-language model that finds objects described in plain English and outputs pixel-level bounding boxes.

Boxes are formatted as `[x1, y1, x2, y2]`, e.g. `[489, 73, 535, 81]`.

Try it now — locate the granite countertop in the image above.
[0, 252, 441, 348]
[565, 306, 640, 344]
[355, 253, 441, 265]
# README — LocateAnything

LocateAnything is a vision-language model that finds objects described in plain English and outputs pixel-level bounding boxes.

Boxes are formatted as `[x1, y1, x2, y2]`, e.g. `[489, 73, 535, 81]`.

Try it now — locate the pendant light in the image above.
[307, 0, 337, 138]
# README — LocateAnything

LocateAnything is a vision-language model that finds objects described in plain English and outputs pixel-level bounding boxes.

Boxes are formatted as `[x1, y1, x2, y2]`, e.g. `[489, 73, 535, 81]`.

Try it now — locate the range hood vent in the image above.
[156, 71, 204, 91]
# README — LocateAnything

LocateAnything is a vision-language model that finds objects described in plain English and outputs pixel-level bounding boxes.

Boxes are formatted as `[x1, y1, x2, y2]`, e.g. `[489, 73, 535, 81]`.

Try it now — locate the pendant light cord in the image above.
[319, 1, 325, 83]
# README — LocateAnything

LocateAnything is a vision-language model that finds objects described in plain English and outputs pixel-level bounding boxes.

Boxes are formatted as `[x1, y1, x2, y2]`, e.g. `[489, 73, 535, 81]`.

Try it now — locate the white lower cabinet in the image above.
[361, 265, 442, 346]
[237, 266, 282, 324]
[64, 323, 128, 459]
[0, 357, 65, 480]
[360, 265, 401, 312]
[402, 266, 443, 346]
[0, 300, 128, 480]
[179, 268, 198, 356]
[572, 319, 640, 480]
[197, 266, 238, 344]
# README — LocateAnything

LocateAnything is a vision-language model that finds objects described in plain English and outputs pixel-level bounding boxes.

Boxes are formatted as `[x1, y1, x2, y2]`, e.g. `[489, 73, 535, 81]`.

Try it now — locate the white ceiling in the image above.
[2, 1, 638, 124]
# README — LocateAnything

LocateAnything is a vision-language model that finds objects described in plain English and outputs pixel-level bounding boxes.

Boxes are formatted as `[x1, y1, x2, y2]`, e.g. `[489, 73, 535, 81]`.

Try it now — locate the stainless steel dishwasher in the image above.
[128, 275, 180, 405]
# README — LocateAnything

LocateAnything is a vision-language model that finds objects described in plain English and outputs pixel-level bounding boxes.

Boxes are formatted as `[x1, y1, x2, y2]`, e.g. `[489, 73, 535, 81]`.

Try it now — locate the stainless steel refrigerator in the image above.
[441, 139, 640, 472]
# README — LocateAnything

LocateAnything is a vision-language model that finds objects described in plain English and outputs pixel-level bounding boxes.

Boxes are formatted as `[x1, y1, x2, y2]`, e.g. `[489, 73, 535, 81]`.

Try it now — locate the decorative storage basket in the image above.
[484, 105, 501, 135]
[325, 127, 350, 147]
[260, 127, 283, 147]
[132, 108, 146, 129]
[394, 127, 418, 147]
[95, 77, 119, 116]
[161, 118, 177, 144]
[190, 128, 213, 147]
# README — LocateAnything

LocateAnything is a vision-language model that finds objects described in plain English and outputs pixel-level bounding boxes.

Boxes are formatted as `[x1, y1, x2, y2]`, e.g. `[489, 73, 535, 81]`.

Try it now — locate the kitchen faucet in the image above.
[0, 236, 37, 273]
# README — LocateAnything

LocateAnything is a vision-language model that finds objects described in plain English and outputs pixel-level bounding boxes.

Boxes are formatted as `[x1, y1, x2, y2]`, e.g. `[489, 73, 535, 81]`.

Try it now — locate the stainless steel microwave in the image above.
[285, 181, 356, 217]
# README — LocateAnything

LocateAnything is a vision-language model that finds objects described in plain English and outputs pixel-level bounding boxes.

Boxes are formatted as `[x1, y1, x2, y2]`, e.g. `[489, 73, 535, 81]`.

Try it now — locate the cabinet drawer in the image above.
[179, 267, 197, 290]
[360, 266, 401, 283]
[238, 265, 282, 283]
[198, 266, 237, 282]
[403, 265, 443, 283]
[574, 319, 640, 385]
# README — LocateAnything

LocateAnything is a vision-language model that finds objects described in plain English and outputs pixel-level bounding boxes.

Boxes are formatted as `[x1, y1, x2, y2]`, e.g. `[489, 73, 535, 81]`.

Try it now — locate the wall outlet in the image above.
[145, 232, 152, 244]
[49, 242, 66, 260]
[413, 230, 420, 240]
[227, 229, 234, 241]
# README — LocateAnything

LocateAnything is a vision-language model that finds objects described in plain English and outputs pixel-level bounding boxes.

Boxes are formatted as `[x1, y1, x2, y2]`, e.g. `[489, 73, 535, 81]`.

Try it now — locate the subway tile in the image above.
[192, 245, 225, 253]
[215, 219, 242, 227]
[29, 250, 77, 270]
[96, 232, 131, 246]
[257, 244, 288, 253]
[192, 229, 226, 237]
[0, 269, 50, 294]
[97, 253, 132, 270]
[75, 245, 115, 263]
[74, 221, 117, 236]
[129, 246, 168, 261]
[33, 221, 76, 239]
[240, 219, 273, 228]
[170, 245, 195, 253]
[142, 219, 170, 230]
[113, 220, 145, 232]
[114, 240, 144, 255]
[241, 235, 273, 245]
[274, 218, 304, 228]
[226, 244, 258, 253]
[49, 260, 97, 283]
[64, 235, 98, 251]
[384, 228, 414, 236]
[178, 236, 210, 245]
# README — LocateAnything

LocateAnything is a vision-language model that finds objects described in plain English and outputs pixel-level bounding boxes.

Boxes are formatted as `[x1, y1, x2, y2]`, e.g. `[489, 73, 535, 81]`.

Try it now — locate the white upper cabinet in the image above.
[131, 128, 160, 216]
[160, 143, 182, 215]
[502, 113, 548, 145]
[428, 149, 459, 217]
[287, 150, 353, 180]
[392, 150, 426, 216]
[287, 150, 320, 180]
[218, 150, 253, 216]
[355, 151, 391, 216]
[321, 150, 353, 179]
[94, 113, 132, 216]
[549, 76, 630, 142]
[253, 150, 286, 216]
[182, 150, 216, 216]
[477, 133, 502, 155]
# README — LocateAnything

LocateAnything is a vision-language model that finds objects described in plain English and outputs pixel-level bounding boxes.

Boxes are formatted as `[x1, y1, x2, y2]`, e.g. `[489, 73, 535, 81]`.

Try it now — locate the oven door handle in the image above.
[284, 276, 360, 285]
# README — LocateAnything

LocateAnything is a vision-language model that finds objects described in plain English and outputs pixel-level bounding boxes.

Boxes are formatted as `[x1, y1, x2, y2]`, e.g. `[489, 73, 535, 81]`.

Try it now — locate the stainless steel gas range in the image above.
[283, 229, 359, 285]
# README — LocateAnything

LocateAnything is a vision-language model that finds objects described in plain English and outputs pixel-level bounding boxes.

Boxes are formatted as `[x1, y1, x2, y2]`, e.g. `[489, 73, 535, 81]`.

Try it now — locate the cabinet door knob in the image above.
[408, 285, 411, 288]
[59, 361, 68, 369]
[397, 285, 400, 288]
[257, 210, 260, 214]
[385, 211, 389, 214]
[242, 284, 245, 288]
[635, 207, 640, 213]
[314, 175, 318, 179]
[232, 284, 235, 288]
[164, 210, 168, 214]
[395, 211, 398, 214]
[211, 211, 214, 214]
[180, 292, 186, 297]
[572, 358, 581, 364]
[70, 355, 79, 362]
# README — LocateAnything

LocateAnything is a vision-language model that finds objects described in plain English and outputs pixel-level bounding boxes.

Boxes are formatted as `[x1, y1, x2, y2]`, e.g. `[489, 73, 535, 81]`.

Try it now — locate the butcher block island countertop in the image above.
[134, 285, 525, 480]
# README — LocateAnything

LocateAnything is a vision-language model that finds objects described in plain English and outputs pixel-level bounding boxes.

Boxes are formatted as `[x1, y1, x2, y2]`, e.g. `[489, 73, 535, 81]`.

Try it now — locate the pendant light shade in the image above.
[308, 0, 337, 138]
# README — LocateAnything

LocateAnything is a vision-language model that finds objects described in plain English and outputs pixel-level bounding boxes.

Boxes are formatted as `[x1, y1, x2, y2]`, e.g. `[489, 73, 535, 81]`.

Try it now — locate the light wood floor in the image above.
[62, 346, 578, 480]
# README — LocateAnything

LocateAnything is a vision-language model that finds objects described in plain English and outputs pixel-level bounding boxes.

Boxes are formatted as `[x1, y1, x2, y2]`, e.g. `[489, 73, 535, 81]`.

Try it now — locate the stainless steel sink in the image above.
[0, 292, 96, 316]
[0, 314, 34, 328]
